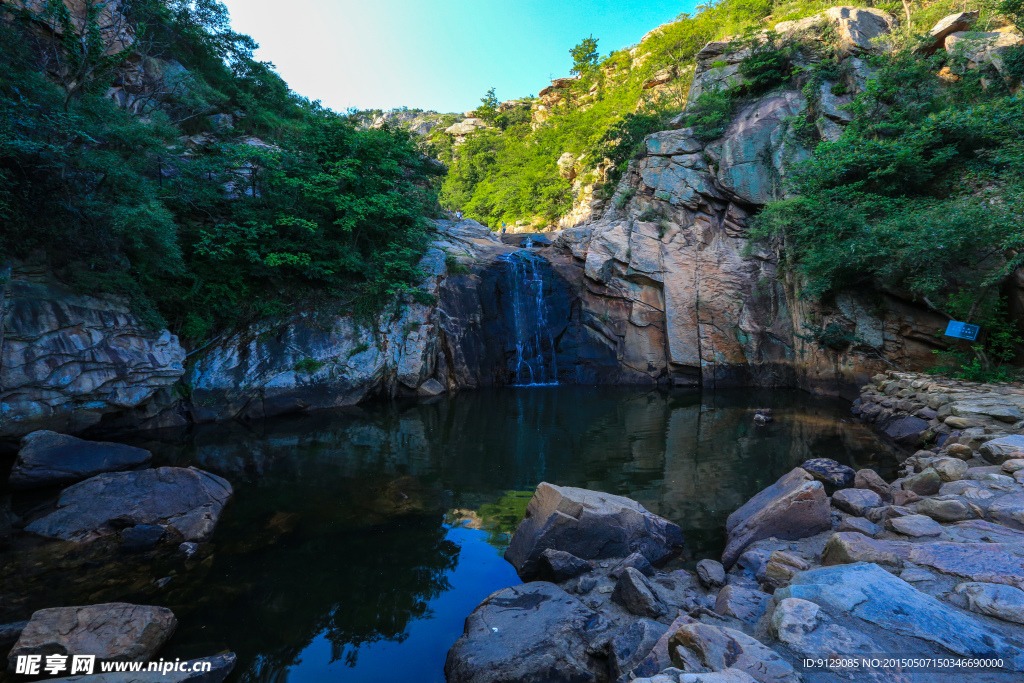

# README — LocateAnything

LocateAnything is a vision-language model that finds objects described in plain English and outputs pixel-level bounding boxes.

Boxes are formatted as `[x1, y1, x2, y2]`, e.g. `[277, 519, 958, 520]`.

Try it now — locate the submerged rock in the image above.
[444, 582, 608, 683]
[25, 467, 233, 543]
[10, 431, 152, 490]
[10, 603, 176, 663]
[722, 468, 830, 568]
[504, 483, 684, 581]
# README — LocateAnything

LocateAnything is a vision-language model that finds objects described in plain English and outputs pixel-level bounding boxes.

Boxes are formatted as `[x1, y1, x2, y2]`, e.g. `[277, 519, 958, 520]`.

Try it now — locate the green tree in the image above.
[569, 35, 599, 75]
[476, 87, 498, 123]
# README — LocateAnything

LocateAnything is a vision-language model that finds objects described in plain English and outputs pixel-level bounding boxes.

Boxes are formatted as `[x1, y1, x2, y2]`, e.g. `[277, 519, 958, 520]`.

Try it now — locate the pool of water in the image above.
[0, 387, 898, 683]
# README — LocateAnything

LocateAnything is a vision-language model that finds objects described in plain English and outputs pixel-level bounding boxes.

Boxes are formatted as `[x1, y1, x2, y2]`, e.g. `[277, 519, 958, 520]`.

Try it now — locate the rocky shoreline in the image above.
[444, 398, 1024, 682]
[0, 431, 236, 682]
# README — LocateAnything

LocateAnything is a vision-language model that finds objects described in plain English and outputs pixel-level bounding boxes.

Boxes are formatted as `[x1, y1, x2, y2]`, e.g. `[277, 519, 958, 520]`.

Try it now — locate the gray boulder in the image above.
[610, 551, 655, 578]
[54, 655, 235, 683]
[713, 585, 771, 623]
[25, 467, 232, 543]
[444, 582, 608, 683]
[696, 559, 726, 588]
[722, 468, 830, 568]
[801, 458, 855, 488]
[613, 567, 668, 618]
[854, 468, 893, 502]
[886, 514, 942, 538]
[822, 531, 1024, 587]
[777, 562, 1020, 662]
[831, 488, 883, 516]
[505, 483, 684, 581]
[883, 415, 930, 446]
[610, 618, 669, 680]
[10, 603, 176, 663]
[980, 435, 1024, 465]
[538, 549, 592, 583]
[953, 582, 1024, 624]
[10, 431, 151, 490]
[669, 622, 800, 682]
[902, 468, 942, 496]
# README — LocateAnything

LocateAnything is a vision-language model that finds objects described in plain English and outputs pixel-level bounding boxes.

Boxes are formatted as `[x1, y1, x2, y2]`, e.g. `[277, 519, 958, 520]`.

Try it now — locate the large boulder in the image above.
[10, 603, 176, 663]
[25, 467, 233, 543]
[801, 458, 855, 488]
[504, 483, 685, 581]
[721, 468, 830, 568]
[9, 431, 151, 490]
[882, 415, 930, 446]
[980, 435, 1024, 465]
[613, 567, 668, 618]
[54, 654, 235, 683]
[0, 273, 185, 438]
[777, 562, 1020, 662]
[444, 582, 608, 683]
[822, 6, 896, 57]
[920, 11, 978, 52]
[669, 623, 800, 683]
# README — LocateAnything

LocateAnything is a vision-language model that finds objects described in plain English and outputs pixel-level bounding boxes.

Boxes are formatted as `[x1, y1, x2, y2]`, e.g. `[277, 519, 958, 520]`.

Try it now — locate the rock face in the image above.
[504, 483, 685, 580]
[0, 268, 185, 437]
[9, 431, 151, 490]
[721, 468, 830, 567]
[444, 582, 608, 683]
[184, 223, 482, 422]
[541, 13, 947, 397]
[25, 467, 232, 543]
[10, 603, 176, 662]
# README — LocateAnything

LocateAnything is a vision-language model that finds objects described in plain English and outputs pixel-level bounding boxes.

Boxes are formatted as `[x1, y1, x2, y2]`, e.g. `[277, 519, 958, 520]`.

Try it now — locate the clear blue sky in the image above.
[219, 0, 694, 114]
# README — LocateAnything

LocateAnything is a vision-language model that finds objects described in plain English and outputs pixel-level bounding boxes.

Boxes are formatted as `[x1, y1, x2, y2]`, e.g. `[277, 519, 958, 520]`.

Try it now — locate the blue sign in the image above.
[944, 320, 980, 341]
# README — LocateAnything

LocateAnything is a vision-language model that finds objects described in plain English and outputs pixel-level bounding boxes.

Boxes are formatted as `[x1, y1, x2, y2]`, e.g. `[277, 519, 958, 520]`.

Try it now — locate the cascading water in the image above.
[499, 250, 559, 386]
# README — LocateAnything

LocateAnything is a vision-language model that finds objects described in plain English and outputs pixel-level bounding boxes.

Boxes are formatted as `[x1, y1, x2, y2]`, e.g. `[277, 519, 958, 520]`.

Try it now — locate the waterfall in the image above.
[500, 250, 559, 386]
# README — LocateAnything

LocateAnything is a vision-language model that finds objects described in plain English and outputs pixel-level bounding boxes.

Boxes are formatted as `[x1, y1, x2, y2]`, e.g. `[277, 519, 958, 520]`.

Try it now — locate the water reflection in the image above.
[0, 387, 897, 683]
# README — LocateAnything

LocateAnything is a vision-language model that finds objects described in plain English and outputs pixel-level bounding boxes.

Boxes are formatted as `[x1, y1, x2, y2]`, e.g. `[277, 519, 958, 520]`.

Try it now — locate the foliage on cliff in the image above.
[0, 0, 441, 342]
[431, 0, 869, 229]
[750, 8, 1024, 376]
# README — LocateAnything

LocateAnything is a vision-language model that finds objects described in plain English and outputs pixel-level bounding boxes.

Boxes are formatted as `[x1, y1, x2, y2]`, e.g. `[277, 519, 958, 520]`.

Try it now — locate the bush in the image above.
[738, 33, 796, 95]
[678, 86, 737, 140]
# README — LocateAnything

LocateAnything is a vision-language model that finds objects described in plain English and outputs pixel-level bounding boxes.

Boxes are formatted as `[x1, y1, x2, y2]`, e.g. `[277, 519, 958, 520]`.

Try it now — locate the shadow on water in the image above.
[0, 387, 899, 683]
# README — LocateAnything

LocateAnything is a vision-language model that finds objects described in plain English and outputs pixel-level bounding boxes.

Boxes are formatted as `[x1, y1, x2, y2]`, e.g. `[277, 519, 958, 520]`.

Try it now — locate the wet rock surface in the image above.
[444, 582, 609, 683]
[25, 467, 233, 543]
[10, 431, 152, 490]
[504, 482, 685, 580]
[721, 467, 830, 567]
[10, 603, 177, 662]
